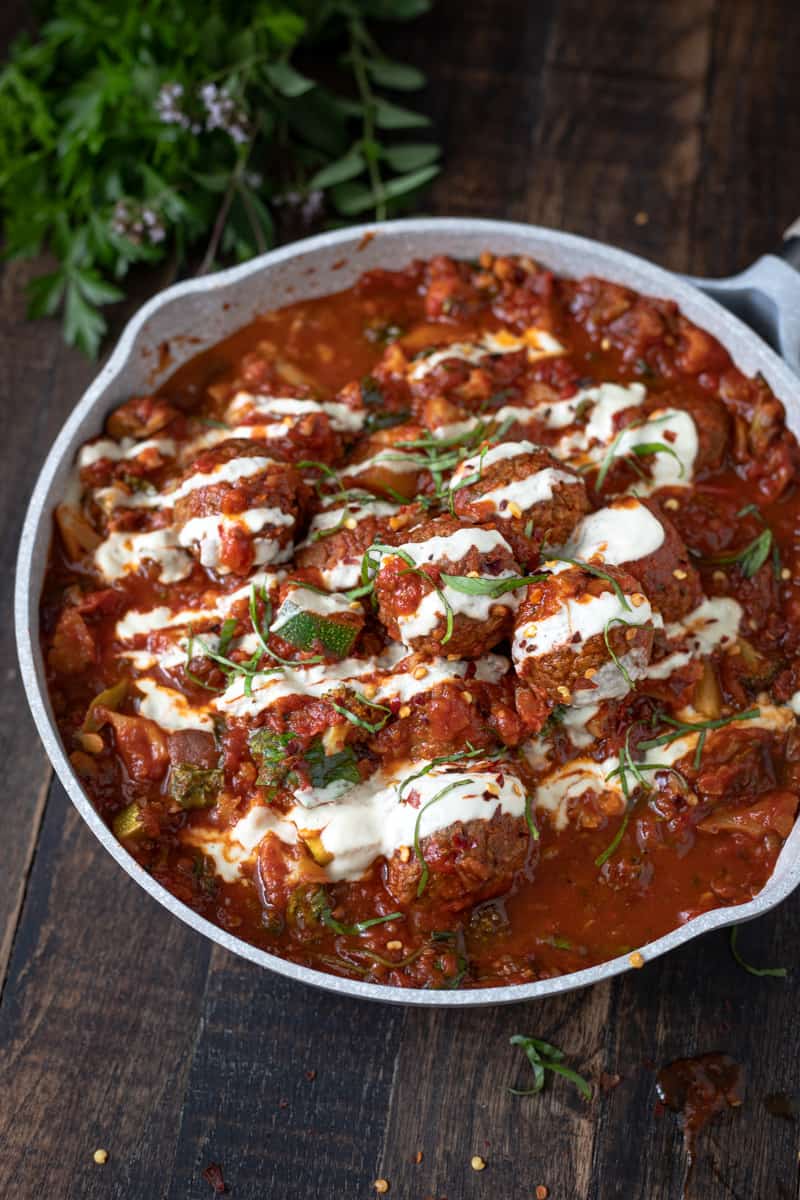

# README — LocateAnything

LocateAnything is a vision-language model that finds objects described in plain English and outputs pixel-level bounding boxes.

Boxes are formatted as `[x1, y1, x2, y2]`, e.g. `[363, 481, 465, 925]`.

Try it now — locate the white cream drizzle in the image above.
[562, 498, 665, 564]
[94, 529, 192, 584]
[409, 328, 564, 381]
[136, 678, 214, 733]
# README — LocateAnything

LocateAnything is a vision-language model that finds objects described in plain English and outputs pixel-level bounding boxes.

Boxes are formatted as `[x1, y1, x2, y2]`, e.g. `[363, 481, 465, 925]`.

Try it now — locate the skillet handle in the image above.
[684, 241, 800, 379]
[779, 216, 800, 272]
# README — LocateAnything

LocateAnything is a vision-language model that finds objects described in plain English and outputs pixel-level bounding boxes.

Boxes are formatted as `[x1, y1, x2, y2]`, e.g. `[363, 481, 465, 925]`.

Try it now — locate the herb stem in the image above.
[348, 18, 386, 220]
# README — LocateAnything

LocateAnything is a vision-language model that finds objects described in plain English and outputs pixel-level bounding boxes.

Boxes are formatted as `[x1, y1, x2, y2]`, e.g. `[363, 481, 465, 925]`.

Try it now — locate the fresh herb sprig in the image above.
[594, 413, 682, 491]
[698, 506, 780, 579]
[639, 707, 760, 769]
[509, 1035, 592, 1101]
[1, 0, 439, 355]
[550, 556, 632, 611]
[596, 729, 689, 867]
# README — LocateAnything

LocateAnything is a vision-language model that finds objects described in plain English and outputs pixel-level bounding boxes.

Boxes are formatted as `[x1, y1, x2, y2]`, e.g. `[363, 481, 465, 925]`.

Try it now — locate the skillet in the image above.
[15, 217, 800, 1007]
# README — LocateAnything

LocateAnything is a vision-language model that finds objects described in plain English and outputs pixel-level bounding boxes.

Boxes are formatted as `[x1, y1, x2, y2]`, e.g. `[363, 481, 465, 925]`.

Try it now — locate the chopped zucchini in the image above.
[83, 678, 128, 732]
[273, 599, 358, 658]
[168, 764, 223, 810]
[249, 728, 294, 789]
[112, 801, 146, 839]
[302, 833, 334, 867]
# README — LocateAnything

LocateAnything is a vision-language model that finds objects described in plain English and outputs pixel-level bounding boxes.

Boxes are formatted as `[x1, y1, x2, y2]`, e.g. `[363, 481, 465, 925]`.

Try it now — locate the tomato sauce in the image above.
[40, 252, 800, 989]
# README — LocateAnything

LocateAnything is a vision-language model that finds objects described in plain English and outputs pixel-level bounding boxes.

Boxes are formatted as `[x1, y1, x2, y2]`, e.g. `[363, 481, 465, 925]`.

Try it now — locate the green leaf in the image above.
[365, 59, 426, 90]
[330, 179, 381, 216]
[264, 60, 315, 98]
[382, 141, 440, 171]
[381, 164, 440, 199]
[303, 740, 361, 790]
[308, 149, 366, 190]
[63, 280, 106, 358]
[374, 98, 430, 129]
[26, 270, 66, 319]
[362, 0, 432, 17]
[74, 268, 124, 306]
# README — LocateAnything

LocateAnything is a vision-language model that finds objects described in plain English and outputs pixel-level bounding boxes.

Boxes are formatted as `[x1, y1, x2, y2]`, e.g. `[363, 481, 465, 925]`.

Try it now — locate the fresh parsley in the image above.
[1, 1, 439, 355]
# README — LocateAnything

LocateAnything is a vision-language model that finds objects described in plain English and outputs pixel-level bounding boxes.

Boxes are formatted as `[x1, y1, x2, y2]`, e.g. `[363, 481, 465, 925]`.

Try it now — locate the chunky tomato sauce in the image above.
[40, 252, 800, 989]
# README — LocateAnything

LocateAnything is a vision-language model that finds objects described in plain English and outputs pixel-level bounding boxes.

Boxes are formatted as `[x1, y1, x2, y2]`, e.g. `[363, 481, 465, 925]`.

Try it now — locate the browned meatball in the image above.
[512, 563, 656, 706]
[561, 496, 702, 621]
[385, 810, 532, 911]
[340, 423, 427, 500]
[169, 439, 306, 576]
[373, 514, 521, 657]
[450, 439, 589, 559]
[294, 492, 406, 592]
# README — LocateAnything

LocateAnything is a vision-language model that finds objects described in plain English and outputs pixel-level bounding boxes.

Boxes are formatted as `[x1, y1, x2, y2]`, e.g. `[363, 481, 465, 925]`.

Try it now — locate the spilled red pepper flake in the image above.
[202, 1162, 226, 1194]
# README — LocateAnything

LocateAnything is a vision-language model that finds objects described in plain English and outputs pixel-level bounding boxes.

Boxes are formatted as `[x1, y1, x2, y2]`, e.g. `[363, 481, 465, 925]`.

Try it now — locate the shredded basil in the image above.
[729, 924, 788, 979]
[509, 1035, 592, 1100]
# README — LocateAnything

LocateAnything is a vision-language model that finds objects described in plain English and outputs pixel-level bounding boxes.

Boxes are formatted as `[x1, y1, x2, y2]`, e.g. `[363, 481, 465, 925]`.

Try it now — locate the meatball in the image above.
[561, 496, 702, 621]
[512, 563, 656, 707]
[373, 514, 522, 657]
[449, 439, 589, 557]
[294, 492, 406, 592]
[341, 423, 427, 500]
[384, 762, 535, 910]
[170, 438, 306, 575]
[598, 395, 729, 495]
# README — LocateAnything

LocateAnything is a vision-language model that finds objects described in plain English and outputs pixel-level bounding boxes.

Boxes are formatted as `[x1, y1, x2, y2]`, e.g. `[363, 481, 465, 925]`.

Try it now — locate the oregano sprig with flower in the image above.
[0, 0, 439, 355]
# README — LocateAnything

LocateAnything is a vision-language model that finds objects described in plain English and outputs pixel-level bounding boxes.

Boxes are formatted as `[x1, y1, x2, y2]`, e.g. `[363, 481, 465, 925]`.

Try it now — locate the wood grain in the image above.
[0, 782, 212, 1199]
[2, 0, 800, 1197]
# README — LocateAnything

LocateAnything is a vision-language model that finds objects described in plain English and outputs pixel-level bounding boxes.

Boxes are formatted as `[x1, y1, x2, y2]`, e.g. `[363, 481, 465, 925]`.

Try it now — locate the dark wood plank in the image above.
[0, 781, 212, 1199]
[0, 258, 96, 985]
[376, 986, 610, 1198]
[525, 0, 716, 272]
[590, 907, 800, 1200]
[164, 947, 405, 1199]
[690, 0, 800, 275]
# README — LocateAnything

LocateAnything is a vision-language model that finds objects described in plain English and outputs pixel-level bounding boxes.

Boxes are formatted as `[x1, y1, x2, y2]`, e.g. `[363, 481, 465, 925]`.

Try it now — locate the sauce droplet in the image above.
[655, 1053, 744, 1165]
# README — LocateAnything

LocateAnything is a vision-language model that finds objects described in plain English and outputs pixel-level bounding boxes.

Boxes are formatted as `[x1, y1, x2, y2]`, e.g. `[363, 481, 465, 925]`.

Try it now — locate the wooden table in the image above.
[2, 3, 800, 1197]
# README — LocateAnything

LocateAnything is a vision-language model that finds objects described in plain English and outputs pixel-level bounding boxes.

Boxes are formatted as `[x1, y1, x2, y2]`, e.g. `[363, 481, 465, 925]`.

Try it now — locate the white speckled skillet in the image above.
[15, 218, 800, 1007]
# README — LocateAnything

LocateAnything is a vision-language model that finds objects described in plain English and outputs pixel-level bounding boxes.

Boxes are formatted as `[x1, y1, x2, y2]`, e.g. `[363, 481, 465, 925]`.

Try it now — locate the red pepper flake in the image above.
[536, 1187, 549, 1199]
[305, 1069, 317, 1081]
[278, 1098, 289, 1109]
[599, 1072, 622, 1092]
[405, 788, 421, 810]
[413, 1150, 423, 1164]
[202, 1163, 226, 1194]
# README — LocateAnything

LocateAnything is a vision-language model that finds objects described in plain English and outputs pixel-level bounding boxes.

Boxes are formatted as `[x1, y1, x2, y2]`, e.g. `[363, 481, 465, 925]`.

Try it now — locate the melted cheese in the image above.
[227, 393, 366, 434]
[375, 653, 509, 702]
[187, 805, 298, 883]
[533, 382, 645, 451]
